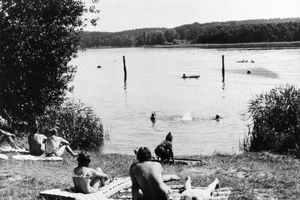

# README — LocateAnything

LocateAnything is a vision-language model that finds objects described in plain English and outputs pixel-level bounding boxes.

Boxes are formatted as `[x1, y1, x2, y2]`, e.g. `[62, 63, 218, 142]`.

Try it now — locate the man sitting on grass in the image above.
[45, 128, 77, 157]
[129, 146, 171, 200]
[155, 132, 174, 163]
[28, 122, 47, 156]
[73, 151, 109, 194]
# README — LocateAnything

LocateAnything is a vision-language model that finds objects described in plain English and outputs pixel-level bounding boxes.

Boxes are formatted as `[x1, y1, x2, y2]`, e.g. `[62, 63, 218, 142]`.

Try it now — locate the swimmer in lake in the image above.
[150, 112, 156, 123]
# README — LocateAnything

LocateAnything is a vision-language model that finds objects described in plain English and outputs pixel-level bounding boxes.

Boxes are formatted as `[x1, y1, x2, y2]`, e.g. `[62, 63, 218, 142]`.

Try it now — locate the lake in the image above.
[71, 47, 300, 155]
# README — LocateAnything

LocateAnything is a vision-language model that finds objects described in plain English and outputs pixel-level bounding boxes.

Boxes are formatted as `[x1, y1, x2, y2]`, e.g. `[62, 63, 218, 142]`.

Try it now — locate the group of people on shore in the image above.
[76, 132, 219, 200]
[1, 118, 220, 199]
[0, 119, 77, 158]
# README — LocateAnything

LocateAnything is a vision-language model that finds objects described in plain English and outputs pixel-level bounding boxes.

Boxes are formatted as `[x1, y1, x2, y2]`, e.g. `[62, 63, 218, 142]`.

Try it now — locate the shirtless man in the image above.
[45, 128, 77, 157]
[28, 124, 47, 156]
[73, 151, 109, 194]
[129, 146, 171, 200]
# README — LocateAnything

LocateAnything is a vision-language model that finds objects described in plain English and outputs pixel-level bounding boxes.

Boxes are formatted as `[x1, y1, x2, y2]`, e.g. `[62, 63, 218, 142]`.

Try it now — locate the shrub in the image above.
[37, 99, 105, 151]
[247, 84, 300, 153]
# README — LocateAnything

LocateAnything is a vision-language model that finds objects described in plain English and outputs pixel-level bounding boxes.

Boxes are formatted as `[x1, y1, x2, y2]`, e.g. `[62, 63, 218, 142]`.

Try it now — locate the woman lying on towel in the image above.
[73, 151, 110, 194]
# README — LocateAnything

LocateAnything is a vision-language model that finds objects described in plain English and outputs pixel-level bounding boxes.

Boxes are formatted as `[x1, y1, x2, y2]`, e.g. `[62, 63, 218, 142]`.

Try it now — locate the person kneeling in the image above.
[155, 132, 174, 164]
[73, 151, 109, 194]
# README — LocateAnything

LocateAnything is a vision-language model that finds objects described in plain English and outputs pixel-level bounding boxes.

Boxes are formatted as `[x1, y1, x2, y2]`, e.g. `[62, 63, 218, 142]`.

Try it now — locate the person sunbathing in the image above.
[129, 146, 171, 200]
[0, 128, 22, 150]
[73, 151, 109, 194]
[178, 176, 220, 200]
[28, 124, 47, 156]
[44, 128, 77, 157]
[155, 132, 174, 163]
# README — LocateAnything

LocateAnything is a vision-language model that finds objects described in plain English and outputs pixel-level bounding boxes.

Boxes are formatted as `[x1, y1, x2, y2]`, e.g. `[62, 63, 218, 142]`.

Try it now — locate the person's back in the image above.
[130, 161, 169, 200]
[130, 147, 170, 200]
[44, 128, 77, 157]
[28, 133, 47, 156]
[155, 132, 174, 163]
[45, 135, 62, 155]
[73, 166, 98, 194]
[73, 152, 109, 194]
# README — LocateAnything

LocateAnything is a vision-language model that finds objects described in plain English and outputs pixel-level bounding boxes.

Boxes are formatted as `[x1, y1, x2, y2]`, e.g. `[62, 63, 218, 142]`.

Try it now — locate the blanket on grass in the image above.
[12, 154, 63, 161]
[0, 146, 28, 153]
[40, 174, 232, 200]
[0, 153, 8, 160]
[40, 174, 180, 200]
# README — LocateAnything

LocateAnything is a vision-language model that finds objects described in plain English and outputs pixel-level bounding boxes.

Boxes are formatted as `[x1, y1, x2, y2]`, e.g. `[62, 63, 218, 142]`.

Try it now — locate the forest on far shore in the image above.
[81, 18, 300, 47]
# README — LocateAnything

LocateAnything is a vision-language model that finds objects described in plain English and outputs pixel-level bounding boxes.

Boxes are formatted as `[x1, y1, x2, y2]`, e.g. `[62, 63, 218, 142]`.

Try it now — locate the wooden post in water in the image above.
[222, 55, 225, 82]
[123, 55, 127, 83]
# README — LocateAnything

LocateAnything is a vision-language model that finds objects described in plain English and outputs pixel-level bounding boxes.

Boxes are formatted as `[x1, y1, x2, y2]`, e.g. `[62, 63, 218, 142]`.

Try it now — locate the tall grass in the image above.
[247, 84, 300, 154]
[38, 99, 105, 151]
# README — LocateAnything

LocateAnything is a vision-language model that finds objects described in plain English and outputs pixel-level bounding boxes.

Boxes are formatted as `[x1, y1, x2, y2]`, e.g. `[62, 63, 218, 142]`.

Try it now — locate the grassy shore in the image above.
[1, 152, 300, 200]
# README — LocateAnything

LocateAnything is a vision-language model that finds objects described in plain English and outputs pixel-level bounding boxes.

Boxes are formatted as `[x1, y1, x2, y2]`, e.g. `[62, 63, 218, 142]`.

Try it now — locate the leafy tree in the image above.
[163, 30, 176, 43]
[0, 0, 85, 128]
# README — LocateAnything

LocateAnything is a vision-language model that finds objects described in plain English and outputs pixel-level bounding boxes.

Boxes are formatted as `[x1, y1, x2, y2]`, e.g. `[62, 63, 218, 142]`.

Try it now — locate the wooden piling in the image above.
[123, 56, 127, 83]
[222, 55, 225, 82]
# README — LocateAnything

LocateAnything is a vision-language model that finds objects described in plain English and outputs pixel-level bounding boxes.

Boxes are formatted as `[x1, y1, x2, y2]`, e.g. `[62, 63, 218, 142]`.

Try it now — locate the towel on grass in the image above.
[12, 154, 63, 161]
[0, 153, 8, 160]
[0, 146, 28, 153]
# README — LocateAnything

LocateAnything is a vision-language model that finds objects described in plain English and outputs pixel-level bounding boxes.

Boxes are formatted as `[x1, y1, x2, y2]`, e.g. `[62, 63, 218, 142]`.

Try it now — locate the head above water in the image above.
[77, 151, 91, 167]
[136, 146, 152, 162]
[166, 132, 173, 142]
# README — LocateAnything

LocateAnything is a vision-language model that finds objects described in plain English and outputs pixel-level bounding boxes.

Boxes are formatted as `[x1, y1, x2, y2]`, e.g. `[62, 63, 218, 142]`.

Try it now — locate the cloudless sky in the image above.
[84, 0, 300, 32]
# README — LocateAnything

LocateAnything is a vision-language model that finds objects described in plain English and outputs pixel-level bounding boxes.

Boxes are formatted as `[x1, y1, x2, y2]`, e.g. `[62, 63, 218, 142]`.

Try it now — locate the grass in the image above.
[1, 151, 300, 199]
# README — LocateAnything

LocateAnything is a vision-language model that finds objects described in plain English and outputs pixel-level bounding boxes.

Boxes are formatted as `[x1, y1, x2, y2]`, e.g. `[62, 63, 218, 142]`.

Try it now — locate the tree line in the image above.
[81, 18, 300, 47]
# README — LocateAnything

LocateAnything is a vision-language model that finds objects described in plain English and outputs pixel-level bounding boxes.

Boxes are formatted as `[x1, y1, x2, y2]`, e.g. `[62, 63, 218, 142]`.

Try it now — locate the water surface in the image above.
[71, 47, 300, 155]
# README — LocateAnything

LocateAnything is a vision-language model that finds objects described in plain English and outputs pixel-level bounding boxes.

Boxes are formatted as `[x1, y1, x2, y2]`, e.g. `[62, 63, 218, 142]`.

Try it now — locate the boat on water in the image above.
[182, 74, 200, 79]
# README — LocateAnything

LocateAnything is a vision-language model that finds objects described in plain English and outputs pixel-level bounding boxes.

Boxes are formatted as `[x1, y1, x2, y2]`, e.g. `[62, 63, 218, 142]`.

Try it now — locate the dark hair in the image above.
[48, 128, 58, 136]
[166, 132, 173, 142]
[137, 147, 152, 162]
[28, 119, 38, 133]
[77, 151, 91, 167]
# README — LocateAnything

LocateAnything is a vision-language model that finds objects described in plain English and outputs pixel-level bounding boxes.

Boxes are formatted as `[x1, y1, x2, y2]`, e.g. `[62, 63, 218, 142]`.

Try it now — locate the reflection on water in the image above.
[71, 47, 300, 155]
[228, 67, 279, 78]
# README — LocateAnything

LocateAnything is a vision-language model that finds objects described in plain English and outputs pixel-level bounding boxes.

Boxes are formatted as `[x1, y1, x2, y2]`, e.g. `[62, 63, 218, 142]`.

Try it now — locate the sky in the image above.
[84, 0, 300, 32]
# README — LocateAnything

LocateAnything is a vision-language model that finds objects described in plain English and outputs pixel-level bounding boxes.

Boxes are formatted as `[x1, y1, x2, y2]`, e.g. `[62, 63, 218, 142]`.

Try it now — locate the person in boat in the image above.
[73, 151, 109, 194]
[150, 112, 156, 123]
[44, 128, 77, 157]
[28, 120, 48, 156]
[129, 146, 171, 200]
[155, 132, 174, 163]
[182, 73, 187, 79]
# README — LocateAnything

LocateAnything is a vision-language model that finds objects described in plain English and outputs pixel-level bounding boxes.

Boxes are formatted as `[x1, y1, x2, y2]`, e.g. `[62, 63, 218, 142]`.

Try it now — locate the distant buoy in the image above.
[215, 114, 220, 120]
[247, 70, 251, 74]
